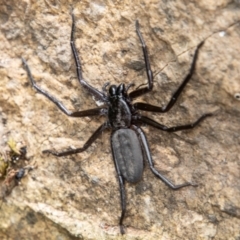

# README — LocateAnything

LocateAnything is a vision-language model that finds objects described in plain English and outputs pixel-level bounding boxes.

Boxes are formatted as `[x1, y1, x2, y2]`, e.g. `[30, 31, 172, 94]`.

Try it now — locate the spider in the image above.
[22, 13, 212, 234]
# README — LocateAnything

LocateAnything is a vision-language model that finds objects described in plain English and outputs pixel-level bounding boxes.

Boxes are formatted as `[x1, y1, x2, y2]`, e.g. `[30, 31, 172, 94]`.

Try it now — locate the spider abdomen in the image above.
[111, 128, 143, 183]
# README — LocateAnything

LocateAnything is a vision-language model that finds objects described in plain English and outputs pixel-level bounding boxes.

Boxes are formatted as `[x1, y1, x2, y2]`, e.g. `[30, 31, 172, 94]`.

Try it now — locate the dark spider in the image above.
[22, 14, 212, 234]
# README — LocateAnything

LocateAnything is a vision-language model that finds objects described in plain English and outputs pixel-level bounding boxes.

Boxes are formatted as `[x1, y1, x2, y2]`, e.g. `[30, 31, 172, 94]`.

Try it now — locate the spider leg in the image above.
[71, 13, 106, 101]
[110, 136, 126, 234]
[133, 41, 204, 112]
[132, 125, 196, 189]
[43, 122, 109, 156]
[129, 21, 153, 99]
[137, 113, 212, 132]
[117, 176, 126, 235]
[22, 58, 106, 117]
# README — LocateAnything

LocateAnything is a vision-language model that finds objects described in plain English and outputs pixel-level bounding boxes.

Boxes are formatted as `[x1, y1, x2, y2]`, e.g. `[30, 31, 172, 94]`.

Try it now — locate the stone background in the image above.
[0, 0, 240, 239]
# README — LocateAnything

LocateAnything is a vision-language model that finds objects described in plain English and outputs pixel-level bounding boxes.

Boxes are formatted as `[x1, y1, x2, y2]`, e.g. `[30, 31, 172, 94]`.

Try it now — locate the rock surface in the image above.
[0, 0, 240, 239]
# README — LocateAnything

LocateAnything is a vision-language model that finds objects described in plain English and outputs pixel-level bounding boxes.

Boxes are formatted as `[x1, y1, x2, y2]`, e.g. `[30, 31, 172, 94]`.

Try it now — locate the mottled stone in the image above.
[0, 0, 240, 239]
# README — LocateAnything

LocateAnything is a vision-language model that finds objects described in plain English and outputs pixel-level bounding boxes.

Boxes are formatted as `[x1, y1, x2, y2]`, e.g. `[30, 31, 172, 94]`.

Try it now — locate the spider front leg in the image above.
[133, 41, 204, 113]
[70, 13, 106, 101]
[43, 122, 108, 156]
[129, 21, 153, 99]
[22, 58, 105, 117]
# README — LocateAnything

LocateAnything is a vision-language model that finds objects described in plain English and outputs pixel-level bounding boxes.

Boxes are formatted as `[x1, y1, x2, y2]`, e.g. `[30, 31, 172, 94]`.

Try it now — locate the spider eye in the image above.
[109, 85, 117, 96]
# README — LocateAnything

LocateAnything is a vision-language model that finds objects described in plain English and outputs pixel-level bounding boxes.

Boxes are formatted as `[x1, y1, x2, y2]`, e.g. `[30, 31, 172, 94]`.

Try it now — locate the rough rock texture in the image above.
[0, 0, 240, 239]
